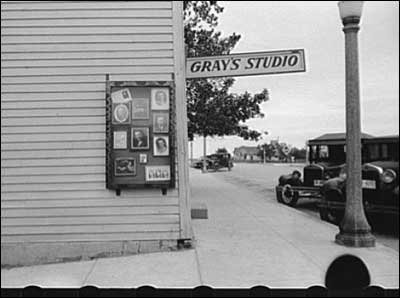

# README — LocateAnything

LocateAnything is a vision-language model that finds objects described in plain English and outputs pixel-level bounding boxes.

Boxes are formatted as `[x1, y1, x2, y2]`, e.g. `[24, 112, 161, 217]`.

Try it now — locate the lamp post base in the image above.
[335, 231, 376, 247]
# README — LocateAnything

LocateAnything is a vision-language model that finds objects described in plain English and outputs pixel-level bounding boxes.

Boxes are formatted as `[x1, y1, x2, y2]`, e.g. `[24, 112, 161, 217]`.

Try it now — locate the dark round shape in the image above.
[23, 286, 43, 297]
[78, 286, 99, 297]
[136, 286, 156, 297]
[325, 254, 370, 290]
[249, 286, 271, 297]
[193, 286, 214, 297]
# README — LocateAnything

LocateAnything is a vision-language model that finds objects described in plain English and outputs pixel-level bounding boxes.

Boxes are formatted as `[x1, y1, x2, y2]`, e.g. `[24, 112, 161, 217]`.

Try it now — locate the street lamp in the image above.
[336, 1, 375, 247]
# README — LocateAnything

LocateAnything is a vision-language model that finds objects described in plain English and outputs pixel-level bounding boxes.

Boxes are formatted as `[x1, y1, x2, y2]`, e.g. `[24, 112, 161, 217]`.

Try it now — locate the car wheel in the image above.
[280, 184, 299, 207]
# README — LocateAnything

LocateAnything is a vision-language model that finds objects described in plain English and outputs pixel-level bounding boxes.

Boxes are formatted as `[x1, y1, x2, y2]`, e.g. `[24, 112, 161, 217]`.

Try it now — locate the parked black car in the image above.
[193, 153, 233, 171]
[319, 135, 399, 224]
[276, 133, 374, 207]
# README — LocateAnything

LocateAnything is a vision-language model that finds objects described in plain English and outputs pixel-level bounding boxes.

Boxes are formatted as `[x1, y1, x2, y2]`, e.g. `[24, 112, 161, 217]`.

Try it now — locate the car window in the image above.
[365, 142, 399, 161]
[368, 144, 380, 160]
[310, 145, 317, 161]
[319, 145, 329, 159]
[381, 144, 388, 159]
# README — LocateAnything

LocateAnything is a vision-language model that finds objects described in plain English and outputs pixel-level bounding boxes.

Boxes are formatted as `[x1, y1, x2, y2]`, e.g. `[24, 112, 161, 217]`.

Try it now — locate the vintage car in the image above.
[193, 153, 233, 171]
[275, 133, 373, 207]
[319, 135, 399, 224]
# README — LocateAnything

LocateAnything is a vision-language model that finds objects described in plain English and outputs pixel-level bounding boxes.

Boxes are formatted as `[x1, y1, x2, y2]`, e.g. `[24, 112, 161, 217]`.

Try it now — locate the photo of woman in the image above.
[153, 135, 169, 156]
[151, 88, 169, 110]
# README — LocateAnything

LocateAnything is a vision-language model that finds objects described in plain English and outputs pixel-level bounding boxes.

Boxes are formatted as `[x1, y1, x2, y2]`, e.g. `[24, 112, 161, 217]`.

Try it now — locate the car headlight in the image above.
[381, 169, 396, 184]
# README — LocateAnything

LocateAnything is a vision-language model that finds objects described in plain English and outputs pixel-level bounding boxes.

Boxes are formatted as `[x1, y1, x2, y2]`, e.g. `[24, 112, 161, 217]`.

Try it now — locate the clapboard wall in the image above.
[1, 1, 185, 246]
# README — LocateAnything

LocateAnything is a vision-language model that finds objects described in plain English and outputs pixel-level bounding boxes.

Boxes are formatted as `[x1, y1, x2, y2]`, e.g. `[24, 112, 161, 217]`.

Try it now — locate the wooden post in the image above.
[172, 1, 192, 240]
[335, 15, 375, 247]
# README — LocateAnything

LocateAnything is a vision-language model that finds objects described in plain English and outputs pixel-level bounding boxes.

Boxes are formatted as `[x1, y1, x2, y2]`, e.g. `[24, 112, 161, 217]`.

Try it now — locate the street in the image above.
[197, 162, 399, 252]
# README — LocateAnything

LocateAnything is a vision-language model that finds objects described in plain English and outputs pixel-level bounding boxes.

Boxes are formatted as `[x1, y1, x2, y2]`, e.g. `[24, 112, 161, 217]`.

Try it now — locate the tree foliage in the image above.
[184, 1, 269, 141]
[259, 142, 307, 161]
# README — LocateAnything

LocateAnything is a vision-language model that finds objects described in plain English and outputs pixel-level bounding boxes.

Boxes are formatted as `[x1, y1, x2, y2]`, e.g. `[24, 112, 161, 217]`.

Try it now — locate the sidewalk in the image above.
[1, 169, 399, 288]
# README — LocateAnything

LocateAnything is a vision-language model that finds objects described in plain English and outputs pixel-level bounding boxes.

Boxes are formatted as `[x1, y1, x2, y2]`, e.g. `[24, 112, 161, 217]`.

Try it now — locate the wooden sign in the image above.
[186, 49, 305, 79]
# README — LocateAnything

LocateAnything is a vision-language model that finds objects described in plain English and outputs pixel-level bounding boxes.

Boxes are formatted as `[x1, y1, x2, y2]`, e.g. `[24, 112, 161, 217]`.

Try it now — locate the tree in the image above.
[290, 147, 307, 161]
[184, 1, 270, 142]
[258, 143, 275, 161]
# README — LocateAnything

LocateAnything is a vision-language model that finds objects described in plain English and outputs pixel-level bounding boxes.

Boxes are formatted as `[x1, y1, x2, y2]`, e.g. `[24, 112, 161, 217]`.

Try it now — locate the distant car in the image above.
[193, 153, 233, 171]
[275, 133, 374, 207]
[319, 135, 399, 224]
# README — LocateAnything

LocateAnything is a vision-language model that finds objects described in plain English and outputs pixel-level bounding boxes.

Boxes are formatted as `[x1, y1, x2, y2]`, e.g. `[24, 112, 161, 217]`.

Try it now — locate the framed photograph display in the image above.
[151, 88, 169, 110]
[153, 112, 169, 133]
[113, 130, 127, 149]
[115, 157, 136, 176]
[112, 102, 131, 125]
[132, 97, 149, 119]
[106, 81, 175, 190]
[131, 127, 149, 150]
[111, 88, 132, 103]
[145, 165, 171, 182]
[153, 135, 169, 156]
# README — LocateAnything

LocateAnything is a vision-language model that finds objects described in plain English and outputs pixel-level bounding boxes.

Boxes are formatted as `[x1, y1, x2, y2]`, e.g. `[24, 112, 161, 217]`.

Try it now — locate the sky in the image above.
[190, 1, 399, 158]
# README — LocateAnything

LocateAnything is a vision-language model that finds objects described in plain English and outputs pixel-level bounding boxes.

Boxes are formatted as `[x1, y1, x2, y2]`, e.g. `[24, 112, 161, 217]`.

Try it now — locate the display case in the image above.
[105, 80, 176, 192]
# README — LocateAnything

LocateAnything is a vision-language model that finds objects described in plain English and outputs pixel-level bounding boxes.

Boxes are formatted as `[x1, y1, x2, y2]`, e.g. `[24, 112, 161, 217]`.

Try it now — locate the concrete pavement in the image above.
[1, 168, 399, 288]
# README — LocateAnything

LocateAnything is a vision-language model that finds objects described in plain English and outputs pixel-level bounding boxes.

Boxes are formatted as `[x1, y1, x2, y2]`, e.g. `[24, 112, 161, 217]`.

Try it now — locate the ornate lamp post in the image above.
[336, 1, 375, 247]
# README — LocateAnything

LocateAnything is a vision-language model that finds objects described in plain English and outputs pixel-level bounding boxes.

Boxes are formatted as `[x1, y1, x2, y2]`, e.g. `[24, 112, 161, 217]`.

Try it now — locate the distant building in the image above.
[233, 146, 262, 161]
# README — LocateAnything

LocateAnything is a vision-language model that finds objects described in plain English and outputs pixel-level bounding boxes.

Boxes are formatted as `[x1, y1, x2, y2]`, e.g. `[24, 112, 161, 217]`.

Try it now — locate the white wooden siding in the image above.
[1, 1, 180, 244]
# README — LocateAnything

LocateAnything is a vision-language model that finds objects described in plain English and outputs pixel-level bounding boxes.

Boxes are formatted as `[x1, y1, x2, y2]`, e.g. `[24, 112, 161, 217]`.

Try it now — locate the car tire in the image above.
[280, 184, 299, 207]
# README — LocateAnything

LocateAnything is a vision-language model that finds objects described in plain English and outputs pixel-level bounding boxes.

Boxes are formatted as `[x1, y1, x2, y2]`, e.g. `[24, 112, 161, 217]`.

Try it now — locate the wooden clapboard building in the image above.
[1, 1, 191, 266]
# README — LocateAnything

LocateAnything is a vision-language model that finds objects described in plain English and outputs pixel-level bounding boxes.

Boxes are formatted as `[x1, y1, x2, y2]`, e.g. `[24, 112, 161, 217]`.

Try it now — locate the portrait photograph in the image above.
[112, 102, 131, 125]
[153, 135, 169, 156]
[152, 112, 169, 133]
[113, 130, 127, 149]
[131, 127, 149, 150]
[151, 88, 169, 110]
[145, 165, 171, 182]
[139, 154, 147, 164]
[114, 157, 136, 176]
[132, 97, 149, 119]
[111, 88, 132, 103]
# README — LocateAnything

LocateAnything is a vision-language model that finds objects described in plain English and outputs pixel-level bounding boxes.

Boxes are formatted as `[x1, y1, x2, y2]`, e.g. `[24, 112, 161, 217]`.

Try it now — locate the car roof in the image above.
[307, 132, 374, 146]
[363, 135, 399, 144]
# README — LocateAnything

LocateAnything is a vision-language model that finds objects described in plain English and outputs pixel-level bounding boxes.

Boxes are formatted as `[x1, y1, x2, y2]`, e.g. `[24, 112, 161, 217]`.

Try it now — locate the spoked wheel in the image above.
[280, 184, 299, 207]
